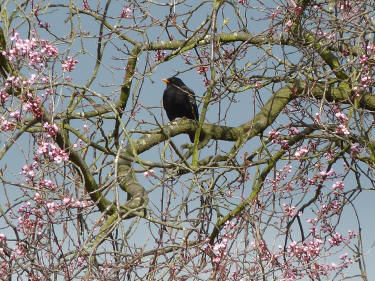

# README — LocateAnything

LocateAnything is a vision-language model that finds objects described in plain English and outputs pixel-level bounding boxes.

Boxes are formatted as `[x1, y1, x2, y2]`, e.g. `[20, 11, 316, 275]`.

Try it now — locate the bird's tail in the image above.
[189, 130, 204, 143]
[189, 132, 195, 143]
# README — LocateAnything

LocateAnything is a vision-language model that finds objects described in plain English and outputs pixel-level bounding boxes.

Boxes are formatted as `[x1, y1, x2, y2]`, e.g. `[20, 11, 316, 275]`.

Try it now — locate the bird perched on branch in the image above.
[162, 77, 200, 142]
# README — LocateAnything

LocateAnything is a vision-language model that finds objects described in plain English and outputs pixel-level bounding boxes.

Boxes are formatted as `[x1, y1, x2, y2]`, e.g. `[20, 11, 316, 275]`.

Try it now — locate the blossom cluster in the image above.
[121, 6, 133, 18]
[62, 57, 79, 72]
[266, 164, 294, 192]
[43, 122, 58, 138]
[37, 141, 69, 163]
[2, 33, 58, 69]
[209, 220, 237, 267]
[153, 50, 166, 62]
[22, 92, 43, 117]
[268, 129, 289, 149]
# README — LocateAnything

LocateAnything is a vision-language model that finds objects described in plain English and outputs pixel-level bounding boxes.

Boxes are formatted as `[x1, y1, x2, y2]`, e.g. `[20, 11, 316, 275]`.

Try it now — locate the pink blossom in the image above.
[28, 51, 43, 66]
[153, 50, 167, 62]
[294, 5, 302, 14]
[14, 243, 27, 257]
[73, 139, 84, 148]
[63, 197, 71, 205]
[212, 239, 228, 265]
[360, 54, 368, 64]
[81, 200, 90, 208]
[340, 253, 348, 260]
[289, 127, 300, 135]
[46, 202, 57, 214]
[22, 74, 37, 86]
[288, 239, 323, 260]
[224, 220, 236, 230]
[39, 179, 57, 190]
[3, 35, 60, 68]
[319, 170, 335, 177]
[9, 110, 21, 120]
[269, 129, 280, 139]
[283, 203, 297, 217]
[213, 241, 226, 253]
[37, 142, 69, 163]
[5, 76, 21, 87]
[254, 80, 262, 89]
[62, 57, 79, 72]
[203, 79, 210, 87]
[40, 40, 59, 56]
[317, 30, 336, 40]
[43, 122, 58, 137]
[38, 142, 49, 154]
[335, 124, 350, 135]
[121, 6, 133, 18]
[74, 200, 82, 208]
[348, 230, 356, 239]
[53, 153, 69, 163]
[34, 192, 41, 201]
[144, 169, 155, 179]
[324, 149, 336, 161]
[38, 21, 51, 29]
[21, 164, 36, 178]
[328, 232, 343, 246]
[359, 65, 373, 89]
[15, 38, 37, 55]
[196, 65, 209, 75]
[335, 111, 348, 123]
[280, 139, 289, 149]
[11, 32, 19, 41]
[295, 146, 309, 160]
[270, 6, 281, 20]
[237, 170, 250, 183]
[352, 86, 360, 97]
[82, 0, 90, 10]
[22, 95, 42, 117]
[339, 1, 352, 12]
[332, 181, 344, 191]
[314, 112, 321, 124]
[0, 117, 15, 131]
[181, 51, 192, 65]
[269, 129, 284, 145]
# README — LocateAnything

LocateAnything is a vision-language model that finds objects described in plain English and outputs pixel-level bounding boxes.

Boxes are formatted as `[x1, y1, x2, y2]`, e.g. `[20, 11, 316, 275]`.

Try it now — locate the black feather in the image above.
[162, 77, 200, 142]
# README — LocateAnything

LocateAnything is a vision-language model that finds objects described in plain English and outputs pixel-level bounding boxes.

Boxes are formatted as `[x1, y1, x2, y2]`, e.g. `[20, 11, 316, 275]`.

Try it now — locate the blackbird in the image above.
[162, 77, 200, 142]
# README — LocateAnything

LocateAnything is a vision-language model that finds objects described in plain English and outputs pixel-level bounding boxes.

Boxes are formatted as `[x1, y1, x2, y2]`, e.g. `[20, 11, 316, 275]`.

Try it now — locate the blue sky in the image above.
[0, 0, 374, 280]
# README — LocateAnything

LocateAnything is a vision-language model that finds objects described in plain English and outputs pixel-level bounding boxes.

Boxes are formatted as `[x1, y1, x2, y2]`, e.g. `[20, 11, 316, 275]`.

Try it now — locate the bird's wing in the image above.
[163, 88, 176, 121]
[181, 85, 199, 120]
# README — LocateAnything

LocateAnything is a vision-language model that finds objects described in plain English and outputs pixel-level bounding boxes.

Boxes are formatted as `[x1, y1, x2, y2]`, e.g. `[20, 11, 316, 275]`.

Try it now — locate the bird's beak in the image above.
[162, 78, 169, 83]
